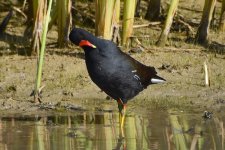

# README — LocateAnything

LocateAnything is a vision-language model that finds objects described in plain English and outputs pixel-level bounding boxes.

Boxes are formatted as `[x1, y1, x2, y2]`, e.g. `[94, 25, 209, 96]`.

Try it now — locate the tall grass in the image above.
[95, 0, 119, 40]
[156, 0, 179, 46]
[195, 0, 216, 44]
[34, 0, 53, 102]
[57, 0, 71, 47]
[122, 0, 136, 47]
[30, 0, 47, 56]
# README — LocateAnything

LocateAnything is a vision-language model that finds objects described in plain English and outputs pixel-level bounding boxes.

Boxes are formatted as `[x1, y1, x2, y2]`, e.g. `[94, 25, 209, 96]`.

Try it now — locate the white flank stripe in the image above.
[151, 78, 165, 84]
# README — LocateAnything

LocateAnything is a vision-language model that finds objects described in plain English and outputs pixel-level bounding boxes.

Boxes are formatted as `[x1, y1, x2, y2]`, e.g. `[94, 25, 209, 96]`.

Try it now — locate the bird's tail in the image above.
[151, 75, 166, 84]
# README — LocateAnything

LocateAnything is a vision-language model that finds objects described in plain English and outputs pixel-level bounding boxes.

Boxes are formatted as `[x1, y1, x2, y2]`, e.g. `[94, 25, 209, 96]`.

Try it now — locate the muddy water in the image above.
[0, 109, 224, 150]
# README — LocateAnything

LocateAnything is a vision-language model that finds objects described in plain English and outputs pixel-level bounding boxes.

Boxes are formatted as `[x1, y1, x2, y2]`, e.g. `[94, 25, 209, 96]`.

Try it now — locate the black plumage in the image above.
[69, 28, 165, 104]
[69, 27, 165, 129]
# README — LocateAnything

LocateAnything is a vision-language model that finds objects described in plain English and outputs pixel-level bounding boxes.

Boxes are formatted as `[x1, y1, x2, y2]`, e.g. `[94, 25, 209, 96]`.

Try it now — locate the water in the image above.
[0, 109, 224, 150]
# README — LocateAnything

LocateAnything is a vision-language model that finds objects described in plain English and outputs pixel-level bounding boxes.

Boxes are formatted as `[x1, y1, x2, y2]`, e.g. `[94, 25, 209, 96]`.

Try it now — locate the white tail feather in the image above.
[151, 78, 165, 84]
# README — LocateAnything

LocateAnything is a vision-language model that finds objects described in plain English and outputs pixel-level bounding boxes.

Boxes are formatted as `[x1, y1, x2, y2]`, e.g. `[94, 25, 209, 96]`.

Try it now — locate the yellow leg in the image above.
[120, 105, 126, 128]
[119, 105, 126, 138]
[117, 99, 127, 137]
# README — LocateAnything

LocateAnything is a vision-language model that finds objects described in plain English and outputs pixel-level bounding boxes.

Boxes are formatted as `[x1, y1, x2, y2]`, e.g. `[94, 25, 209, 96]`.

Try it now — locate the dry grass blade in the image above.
[12, 6, 27, 20]
[204, 61, 210, 87]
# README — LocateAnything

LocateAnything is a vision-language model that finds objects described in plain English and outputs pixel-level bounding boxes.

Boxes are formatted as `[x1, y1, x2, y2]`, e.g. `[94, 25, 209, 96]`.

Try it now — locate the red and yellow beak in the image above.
[79, 40, 96, 48]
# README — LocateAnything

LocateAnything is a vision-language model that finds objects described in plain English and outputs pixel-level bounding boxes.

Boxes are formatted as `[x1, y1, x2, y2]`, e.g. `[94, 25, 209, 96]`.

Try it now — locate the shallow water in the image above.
[0, 109, 224, 150]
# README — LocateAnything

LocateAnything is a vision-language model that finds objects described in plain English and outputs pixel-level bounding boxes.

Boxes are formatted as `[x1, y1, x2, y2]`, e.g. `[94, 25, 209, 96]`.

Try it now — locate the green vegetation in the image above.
[34, 0, 53, 102]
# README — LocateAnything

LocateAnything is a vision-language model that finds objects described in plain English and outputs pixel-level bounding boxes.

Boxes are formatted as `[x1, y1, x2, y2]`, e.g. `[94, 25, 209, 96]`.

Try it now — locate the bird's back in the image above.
[85, 41, 157, 103]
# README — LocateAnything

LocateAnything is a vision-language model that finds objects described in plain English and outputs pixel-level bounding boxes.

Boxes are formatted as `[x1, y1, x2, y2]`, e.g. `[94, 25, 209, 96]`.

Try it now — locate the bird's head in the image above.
[69, 28, 97, 49]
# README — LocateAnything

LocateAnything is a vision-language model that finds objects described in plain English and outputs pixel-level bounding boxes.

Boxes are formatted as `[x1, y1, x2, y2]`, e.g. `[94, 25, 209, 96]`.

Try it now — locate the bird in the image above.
[69, 27, 165, 129]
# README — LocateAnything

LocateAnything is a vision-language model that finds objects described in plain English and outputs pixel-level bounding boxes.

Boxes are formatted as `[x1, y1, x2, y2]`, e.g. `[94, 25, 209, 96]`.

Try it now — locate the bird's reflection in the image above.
[113, 134, 126, 150]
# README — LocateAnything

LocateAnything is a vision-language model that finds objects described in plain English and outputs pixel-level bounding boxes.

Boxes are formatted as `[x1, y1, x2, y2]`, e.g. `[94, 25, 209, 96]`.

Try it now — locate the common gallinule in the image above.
[69, 28, 165, 128]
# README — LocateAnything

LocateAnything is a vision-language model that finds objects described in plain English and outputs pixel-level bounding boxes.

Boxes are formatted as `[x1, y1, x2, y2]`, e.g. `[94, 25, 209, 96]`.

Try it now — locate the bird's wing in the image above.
[120, 52, 157, 88]
[96, 40, 158, 88]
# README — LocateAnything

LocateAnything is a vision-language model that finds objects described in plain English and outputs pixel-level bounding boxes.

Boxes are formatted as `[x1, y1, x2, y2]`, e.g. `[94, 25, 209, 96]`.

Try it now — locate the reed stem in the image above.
[34, 0, 53, 102]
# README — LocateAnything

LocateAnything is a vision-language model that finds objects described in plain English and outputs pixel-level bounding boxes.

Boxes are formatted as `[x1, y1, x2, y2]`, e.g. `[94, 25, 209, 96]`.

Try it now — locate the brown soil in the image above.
[1, 46, 225, 114]
[0, 0, 225, 115]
